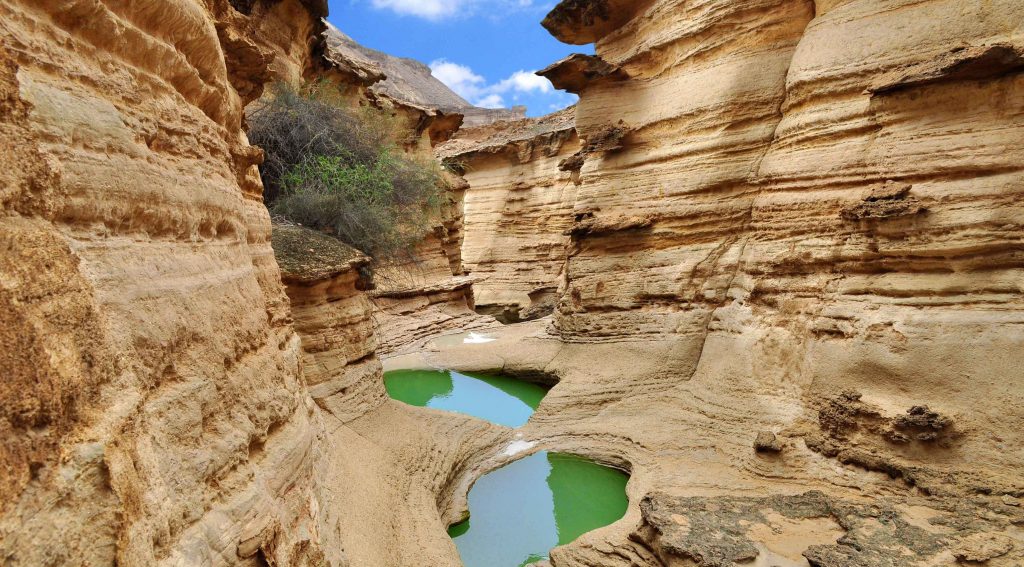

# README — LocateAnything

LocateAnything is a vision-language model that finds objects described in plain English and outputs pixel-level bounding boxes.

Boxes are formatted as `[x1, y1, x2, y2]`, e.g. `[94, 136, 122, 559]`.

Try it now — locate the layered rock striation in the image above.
[272, 223, 386, 422]
[0, 1, 342, 564]
[452, 0, 1024, 563]
[310, 28, 500, 354]
[0, 3, 510, 566]
[439, 108, 580, 322]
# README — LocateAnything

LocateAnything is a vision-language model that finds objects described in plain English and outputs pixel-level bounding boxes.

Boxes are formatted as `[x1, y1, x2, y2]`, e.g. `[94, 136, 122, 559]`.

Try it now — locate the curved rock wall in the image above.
[0, 1, 339, 564]
[537, 0, 1024, 537]
[439, 109, 580, 321]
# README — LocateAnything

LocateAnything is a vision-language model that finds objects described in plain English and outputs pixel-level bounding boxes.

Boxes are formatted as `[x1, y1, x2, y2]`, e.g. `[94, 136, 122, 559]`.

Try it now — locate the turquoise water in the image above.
[383, 369, 630, 566]
[448, 451, 629, 567]
[384, 369, 547, 427]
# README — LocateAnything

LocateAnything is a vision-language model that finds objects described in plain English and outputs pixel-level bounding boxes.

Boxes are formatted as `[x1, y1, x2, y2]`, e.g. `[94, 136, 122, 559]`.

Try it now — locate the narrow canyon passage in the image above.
[1, 0, 1022, 565]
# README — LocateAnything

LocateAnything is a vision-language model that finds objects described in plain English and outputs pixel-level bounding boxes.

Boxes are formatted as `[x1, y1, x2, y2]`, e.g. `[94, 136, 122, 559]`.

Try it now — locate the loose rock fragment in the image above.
[753, 431, 783, 453]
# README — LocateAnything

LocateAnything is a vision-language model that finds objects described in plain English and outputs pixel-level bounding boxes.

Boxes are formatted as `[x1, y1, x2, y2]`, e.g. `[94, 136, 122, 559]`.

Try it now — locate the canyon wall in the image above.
[439, 108, 580, 322]
[272, 224, 386, 422]
[507, 0, 1024, 563]
[0, 3, 513, 564]
[0, 1, 346, 564]
[317, 29, 498, 354]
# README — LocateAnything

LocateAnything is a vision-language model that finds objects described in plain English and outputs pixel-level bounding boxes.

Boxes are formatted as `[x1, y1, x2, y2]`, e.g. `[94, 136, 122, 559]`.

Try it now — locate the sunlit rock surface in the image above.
[2, 0, 1022, 565]
[0, 2, 490, 565]
[439, 108, 580, 322]
[472, 0, 1024, 564]
[0, 0, 339, 564]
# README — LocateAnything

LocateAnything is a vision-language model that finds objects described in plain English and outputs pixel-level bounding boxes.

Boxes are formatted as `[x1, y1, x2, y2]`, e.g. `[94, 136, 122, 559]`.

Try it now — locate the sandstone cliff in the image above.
[438, 108, 580, 322]
[4, 0, 1022, 565]
[314, 29, 500, 355]
[0, 1, 343, 564]
[369, 180, 497, 355]
[272, 224, 386, 422]
[471, 0, 1024, 563]
[0, 3, 509, 566]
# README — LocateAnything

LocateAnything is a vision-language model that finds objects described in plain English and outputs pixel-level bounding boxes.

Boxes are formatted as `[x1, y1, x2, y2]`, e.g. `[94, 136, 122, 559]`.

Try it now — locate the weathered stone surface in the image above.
[388, 0, 1024, 565]
[400, 319, 1024, 567]
[538, 54, 628, 94]
[4, 0, 1024, 565]
[0, 4, 512, 566]
[0, 1, 337, 564]
[273, 224, 386, 422]
[753, 431, 783, 453]
[438, 108, 580, 319]
[539, 0, 1024, 505]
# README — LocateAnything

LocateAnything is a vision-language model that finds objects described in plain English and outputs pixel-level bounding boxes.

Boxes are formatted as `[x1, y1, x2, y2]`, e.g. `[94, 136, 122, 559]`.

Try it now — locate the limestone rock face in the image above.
[439, 108, 580, 321]
[0, 1, 339, 564]
[544, 0, 1024, 490]
[272, 224, 387, 422]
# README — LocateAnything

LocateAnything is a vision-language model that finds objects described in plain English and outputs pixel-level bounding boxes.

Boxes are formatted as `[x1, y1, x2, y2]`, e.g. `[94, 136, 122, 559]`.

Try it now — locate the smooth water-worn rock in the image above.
[4, 0, 1023, 565]
[0, 1, 336, 563]
[428, 0, 1021, 563]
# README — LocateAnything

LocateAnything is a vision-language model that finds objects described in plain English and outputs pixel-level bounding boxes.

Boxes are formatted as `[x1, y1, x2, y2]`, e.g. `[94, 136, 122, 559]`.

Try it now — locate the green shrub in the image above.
[248, 83, 443, 262]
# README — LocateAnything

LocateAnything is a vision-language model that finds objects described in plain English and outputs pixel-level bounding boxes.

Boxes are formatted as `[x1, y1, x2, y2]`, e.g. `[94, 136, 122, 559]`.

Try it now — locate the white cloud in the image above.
[428, 60, 488, 99]
[370, 0, 535, 20]
[370, 0, 461, 19]
[429, 59, 557, 109]
[475, 94, 506, 108]
[491, 70, 552, 95]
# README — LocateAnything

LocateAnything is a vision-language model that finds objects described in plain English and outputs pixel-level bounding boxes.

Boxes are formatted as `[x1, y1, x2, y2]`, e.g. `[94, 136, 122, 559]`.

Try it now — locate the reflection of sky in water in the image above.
[384, 369, 628, 566]
[429, 331, 496, 348]
[449, 452, 629, 567]
[383, 370, 546, 428]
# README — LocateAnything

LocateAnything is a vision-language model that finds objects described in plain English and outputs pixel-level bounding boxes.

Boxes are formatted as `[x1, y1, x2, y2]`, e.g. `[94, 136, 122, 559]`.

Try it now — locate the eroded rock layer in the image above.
[273, 224, 386, 422]
[439, 108, 580, 322]
[487, 0, 1024, 564]
[315, 26, 497, 354]
[0, 1, 338, 564]
[0, 3, 508, 566]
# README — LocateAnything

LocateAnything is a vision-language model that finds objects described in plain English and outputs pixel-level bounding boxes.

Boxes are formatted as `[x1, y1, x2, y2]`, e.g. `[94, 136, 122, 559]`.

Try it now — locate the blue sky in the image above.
[326, 0, 590, 116]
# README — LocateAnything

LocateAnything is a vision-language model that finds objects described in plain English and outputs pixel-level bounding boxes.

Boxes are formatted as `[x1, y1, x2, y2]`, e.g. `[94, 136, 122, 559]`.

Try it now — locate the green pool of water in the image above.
[383, 369, 547, 427]
[383, 369, 629, 565]
[448, 451, 629, 567]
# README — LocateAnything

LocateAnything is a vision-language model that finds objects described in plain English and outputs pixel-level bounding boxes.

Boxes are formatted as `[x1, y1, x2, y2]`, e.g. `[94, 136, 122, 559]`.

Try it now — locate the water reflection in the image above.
[448, 452, 629, 567]
[383, 370, 547, 427]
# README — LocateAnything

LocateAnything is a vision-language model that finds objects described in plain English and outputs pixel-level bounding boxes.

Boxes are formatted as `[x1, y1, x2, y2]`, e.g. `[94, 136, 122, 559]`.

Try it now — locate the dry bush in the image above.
[248, 83, 444, 262]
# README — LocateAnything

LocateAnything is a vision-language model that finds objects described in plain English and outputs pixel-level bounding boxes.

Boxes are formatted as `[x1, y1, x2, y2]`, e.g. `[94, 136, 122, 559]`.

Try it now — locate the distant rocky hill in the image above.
[324, 24, 525, 127]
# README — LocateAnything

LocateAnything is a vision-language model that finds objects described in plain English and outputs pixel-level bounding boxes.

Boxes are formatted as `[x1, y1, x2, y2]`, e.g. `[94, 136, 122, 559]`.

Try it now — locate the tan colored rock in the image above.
[950, 533, 1015, 563]
[753, 431, 782, 453]
[537, 0, 1024, 500]
[272, 224, 387, 422]
[323, 23, 525, 127]
[0, 1, 337, 564]
[349, 0, 1023, 565]
[438, 108, 580, 320]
